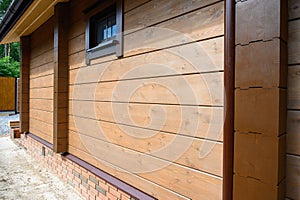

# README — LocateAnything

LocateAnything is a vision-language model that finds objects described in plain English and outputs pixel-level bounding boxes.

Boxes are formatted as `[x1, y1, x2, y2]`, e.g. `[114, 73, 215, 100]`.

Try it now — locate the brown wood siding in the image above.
[287, 0, 300, 199]
[29, 17, 54, 144]
[68, 0, 224, 199]
[0, 76, 16, 111]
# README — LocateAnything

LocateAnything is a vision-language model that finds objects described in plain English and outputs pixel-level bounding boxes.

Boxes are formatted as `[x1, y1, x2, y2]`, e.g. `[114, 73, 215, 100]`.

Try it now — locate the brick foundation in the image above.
[14, 134, 140, 200]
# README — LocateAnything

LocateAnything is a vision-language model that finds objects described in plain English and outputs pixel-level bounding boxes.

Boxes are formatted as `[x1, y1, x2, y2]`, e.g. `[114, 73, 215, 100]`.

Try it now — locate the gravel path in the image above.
[0, 114, 19, 135]
[0, 136, 83, 200]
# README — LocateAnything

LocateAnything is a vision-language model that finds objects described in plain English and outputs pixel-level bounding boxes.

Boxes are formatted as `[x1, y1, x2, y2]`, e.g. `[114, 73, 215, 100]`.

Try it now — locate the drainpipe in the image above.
[223, 0, 235, 200]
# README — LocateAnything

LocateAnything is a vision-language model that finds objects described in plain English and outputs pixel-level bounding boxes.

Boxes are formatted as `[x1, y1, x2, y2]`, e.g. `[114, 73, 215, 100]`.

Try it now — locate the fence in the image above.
[0, 76, 18, 113]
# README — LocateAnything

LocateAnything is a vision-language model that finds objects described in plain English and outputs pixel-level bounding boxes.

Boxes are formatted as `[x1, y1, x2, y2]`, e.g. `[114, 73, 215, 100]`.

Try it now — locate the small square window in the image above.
[85, 0, 123, 65]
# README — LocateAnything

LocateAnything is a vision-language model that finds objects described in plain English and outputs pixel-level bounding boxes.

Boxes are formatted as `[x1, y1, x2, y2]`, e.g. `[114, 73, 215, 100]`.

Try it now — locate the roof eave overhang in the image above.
[0, 0, 69, 45]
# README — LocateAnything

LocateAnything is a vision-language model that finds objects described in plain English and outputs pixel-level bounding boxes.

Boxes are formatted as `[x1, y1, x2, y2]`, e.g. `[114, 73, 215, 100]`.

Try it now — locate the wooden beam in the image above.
[20, 36, 30, 132]
[53, 2, 69, 153]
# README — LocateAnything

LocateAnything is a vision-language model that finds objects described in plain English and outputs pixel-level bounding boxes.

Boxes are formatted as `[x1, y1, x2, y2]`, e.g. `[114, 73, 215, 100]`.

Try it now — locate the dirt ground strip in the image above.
[0, 136, 83, 200]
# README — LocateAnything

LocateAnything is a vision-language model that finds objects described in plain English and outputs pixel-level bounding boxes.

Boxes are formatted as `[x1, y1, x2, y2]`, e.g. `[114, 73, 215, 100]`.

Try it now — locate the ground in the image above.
[0, 114, 19, 135]
[0, 136, 83, 200]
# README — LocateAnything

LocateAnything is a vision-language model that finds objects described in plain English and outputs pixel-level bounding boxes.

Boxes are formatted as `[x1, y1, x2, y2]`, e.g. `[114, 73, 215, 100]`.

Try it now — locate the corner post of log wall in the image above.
[53, 2, 69, 153]
[20, 36, 30, 132]
[234, 0, 288, 199]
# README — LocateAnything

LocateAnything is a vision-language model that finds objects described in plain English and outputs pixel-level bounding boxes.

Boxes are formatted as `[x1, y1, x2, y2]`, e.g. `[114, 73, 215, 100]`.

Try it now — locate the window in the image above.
[85, 0, 123, 65]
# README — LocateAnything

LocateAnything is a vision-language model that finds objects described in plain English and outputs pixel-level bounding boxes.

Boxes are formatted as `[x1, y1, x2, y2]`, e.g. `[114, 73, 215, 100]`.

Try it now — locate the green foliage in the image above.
[0, 0, 12, 20]
[0, 0, 20, 78]
[0, 56, 20, 78]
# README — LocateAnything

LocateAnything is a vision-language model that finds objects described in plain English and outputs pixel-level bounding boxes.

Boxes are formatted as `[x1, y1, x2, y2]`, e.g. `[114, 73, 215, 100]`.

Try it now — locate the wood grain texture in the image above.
[68, 131, 222, 200]
[69, 101, 223, 141]
[124, 0, 219, 34]
[68, 144, 189, 200]
[69, 37, 224, 78]
[30, 118, 53, 136]
[30, 99, 53, 112]
[124, 2, 224, 56]
[30, 63, 54, 79]
[287, 111, 300, 155]
[66, 0, 225, 199]
[20, 36, 30, 132]
[70, 72, 224, 106]
[29, 75, 54, 89]
[236, 0, 287, 44]
[288, 20, 300, 65]
[30, 48, 54, 69]
[68, 119, 223, 176]
[30, 126, 53, 144]
[235, 88, 286, 136]
[30, 87, 53, 99]
[124, 0, 150, 12]
[286, 155, 300, 200]
[288, 0, 300, 20]
[0, 77, 15, 111]
[236, 39, 287, 88]
[288, 65, 300, 109]
[29, 109, 53, 125]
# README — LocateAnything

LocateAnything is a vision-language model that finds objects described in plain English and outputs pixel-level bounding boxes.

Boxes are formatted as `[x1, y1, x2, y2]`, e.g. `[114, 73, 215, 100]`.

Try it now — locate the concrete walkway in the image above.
[0, 136, 83, 200]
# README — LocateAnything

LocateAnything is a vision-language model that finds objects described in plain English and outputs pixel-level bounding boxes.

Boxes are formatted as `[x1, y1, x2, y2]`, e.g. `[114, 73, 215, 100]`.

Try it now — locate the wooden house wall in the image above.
[287, 1, 300, 199]
[68, 0, 224, 199]
[29, 17, 55, 144]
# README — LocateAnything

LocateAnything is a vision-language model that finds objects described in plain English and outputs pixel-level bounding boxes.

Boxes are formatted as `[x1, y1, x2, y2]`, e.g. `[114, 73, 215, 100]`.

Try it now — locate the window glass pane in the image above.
[112, 24, 117, 36]
[97, 20, 107, 44]
[92, 7, 117, 46]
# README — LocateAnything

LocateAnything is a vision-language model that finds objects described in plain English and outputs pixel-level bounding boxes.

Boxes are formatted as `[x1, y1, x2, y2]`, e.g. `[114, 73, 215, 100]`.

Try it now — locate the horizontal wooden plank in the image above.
[287, 110, 300, 155]
[286, 154, 300, 200]
[69, 33, 85, 55]
[124, 2, 224, 56]
[30, 49, 54, 69]
[69, 101, 223, 141]
[30, 17, 54, 49]
[68, 11, 224, 60]
[69, 37, 224, 85]
[288, 20, 300, 65]
[124, 0, 220, 34]
[29, 126, 53, 144]
[68, 20, 86, 40]
[288, 65, 300, 109]
[30, 99, 53, 112]
[30, 62, 54, 79]
[30, 74, 54, 89]
[30, 87, 53, 99]
[29, 118, 53, 138]
[68, 131, 222, 199]
[29, 109, 53, 125]
[31, 35, 53, 60]
[70, 73, 224, 106]
[68, 115, 223, 176]
[124, 0, 150, 12]
[68, 144, 189, 200]
[289, 0, 300, 20]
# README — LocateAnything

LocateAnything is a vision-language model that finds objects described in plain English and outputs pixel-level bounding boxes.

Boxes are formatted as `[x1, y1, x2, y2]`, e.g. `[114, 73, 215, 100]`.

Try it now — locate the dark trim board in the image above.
[26, 132, 53, 149]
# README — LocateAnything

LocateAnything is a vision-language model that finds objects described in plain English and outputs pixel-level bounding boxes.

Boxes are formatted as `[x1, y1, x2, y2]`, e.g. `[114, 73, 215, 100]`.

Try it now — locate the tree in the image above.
[0, 0, 12, 20]
[0, 0, 20, 78]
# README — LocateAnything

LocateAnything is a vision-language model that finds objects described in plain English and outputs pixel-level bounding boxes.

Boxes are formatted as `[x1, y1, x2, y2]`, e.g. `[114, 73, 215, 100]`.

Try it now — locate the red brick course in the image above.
[14, 135, 134, 200]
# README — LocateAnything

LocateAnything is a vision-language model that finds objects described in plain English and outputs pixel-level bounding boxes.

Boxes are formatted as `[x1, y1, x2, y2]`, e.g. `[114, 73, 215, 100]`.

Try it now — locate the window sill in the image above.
[86, 39, 118, 65]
